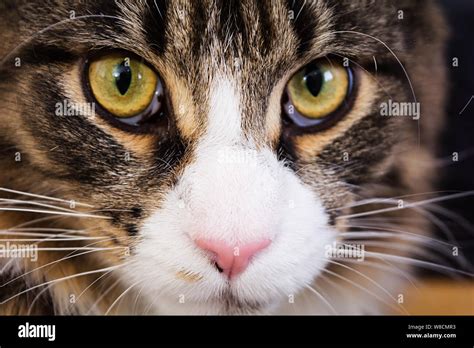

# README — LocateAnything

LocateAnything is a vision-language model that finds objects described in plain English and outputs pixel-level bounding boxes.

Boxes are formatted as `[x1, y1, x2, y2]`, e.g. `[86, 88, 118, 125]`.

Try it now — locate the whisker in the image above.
[329, 190, 460, 212]
[0, 187, 93, 208]
[363, 251, 474, 277]
[341, 232, 470, 269]
[344, 240, 455, 268]
[86, 278, 123, 315]
[323, 258, 409, 314]
[10, 215, 73, 229]
[0, 236, 107, 242]
[340, 230, 456, 247]
[0, 264, 125, 305]
[105, 279, 144, 315]
[333, 257, 421, 293]
[132, 283, 146, 315]
[338, 191, 474, 220]
[0, 230, 88, 238]
[27, 284, 54, 315]
[0, 198, 79, 213]
[1, 235, 129, 288]
[0, 15, 137, 69]
[304, 284, 338, 314]
[72, 270, 116, 311]
[320, 267, 403, 313]
[0, 207, 111, 219]
[425, 203, 474, 235]
[3, 246, 123, 251]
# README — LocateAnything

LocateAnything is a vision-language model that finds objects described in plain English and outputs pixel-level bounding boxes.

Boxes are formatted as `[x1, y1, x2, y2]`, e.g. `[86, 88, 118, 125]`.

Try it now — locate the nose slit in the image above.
[214, 262, 224, 273]
[195, 238, 271, 279]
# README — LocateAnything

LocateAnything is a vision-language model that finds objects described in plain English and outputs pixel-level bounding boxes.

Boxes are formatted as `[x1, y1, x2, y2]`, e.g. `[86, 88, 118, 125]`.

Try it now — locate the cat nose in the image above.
[195, 238, 271, 279]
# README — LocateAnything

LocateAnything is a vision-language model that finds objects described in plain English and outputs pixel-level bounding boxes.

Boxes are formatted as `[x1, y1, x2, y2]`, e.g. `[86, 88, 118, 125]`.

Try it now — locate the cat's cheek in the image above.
[230, 172, 338, 305]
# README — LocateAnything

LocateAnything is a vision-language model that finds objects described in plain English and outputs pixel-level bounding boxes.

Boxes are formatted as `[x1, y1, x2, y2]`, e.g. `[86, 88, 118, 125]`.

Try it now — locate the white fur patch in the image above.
[120, 76, 338, 314]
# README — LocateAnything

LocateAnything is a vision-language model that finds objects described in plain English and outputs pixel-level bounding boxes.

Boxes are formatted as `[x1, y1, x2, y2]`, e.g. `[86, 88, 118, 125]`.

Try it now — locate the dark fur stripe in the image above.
[29, 74, 129, 185]
[190, 1, 208, 57]
[285, 0, 317, 57]
[20, 44, 77, 65]
[143, 0, 168, 55]
[218, 0, 247, 51]
[256, 1, 274, 54]
[317, 114, 394, 186]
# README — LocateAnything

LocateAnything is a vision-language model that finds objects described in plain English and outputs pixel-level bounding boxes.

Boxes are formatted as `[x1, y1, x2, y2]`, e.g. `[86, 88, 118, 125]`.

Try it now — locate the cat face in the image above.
[0, 0, 446, 314]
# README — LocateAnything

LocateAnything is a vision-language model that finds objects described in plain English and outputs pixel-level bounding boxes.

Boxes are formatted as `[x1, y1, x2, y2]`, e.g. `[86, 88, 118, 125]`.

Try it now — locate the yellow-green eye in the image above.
[88, 54, 163, 124]
[283, 59, 354, 129]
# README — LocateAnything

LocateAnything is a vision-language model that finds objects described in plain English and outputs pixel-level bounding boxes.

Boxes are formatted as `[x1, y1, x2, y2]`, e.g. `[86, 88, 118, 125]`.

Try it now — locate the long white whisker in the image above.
[0, 236, 107, 242]
[0, 187, 93, 208]
[330, 191, 460, 212]
[0, 246, 125, 252]
[0, 207, 110, 219]
[321, 267, 403, 313]
[363, 251, 474, 277]
[0, 264, 124, 305]
[341, 240, 454, 269]
[0, 198, 79, 213]
[87, 278, 123, 315]
[333, 258, 421, 293]
[3, 227, 89, 234]
[323, 258, 409, 314]
[340, 230, 456, 247]
[338, 191, 474, 220]
[0, 230, 88, 238]
[105, 280, 144, 315]
[304, 284, 338, 314]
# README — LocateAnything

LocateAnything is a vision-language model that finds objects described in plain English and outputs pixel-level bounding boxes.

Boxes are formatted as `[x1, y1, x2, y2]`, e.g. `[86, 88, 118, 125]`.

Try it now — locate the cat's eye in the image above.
[283, 58, 354, 130]
[88, 54, 164, 126]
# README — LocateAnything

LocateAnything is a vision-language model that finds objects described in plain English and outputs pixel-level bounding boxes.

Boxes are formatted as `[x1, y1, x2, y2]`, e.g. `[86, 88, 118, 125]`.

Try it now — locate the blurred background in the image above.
[438, 0, 474, 263]
[403, 0, 474, 314]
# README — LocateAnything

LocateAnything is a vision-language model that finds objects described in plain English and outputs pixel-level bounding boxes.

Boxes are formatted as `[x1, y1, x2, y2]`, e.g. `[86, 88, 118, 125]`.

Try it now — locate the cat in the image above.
[0, 0, 452, 314]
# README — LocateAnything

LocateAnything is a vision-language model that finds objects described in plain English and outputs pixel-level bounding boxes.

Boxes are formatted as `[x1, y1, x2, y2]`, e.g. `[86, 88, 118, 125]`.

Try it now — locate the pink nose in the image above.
[195, 239, 271, 279]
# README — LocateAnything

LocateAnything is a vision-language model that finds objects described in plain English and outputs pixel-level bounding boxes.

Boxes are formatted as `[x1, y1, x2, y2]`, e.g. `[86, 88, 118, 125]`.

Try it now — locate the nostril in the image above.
[214, 262, 224, 273]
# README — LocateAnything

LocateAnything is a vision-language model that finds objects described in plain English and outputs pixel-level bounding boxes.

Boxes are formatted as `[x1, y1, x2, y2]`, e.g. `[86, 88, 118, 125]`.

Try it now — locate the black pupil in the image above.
[304, 66, 323, 97]
[114, 61, 132, 95]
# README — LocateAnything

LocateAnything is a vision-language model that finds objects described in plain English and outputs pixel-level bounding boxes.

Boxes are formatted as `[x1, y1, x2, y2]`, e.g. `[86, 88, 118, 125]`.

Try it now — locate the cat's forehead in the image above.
[118, 0, 332, 85]
[130, 0, 327, 62]
[105, 0, 404, 65]
[99, 1, 333, 142]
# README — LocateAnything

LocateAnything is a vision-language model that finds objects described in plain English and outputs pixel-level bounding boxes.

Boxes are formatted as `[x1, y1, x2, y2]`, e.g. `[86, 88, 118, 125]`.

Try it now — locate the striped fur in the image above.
[0, 0, 447, 314]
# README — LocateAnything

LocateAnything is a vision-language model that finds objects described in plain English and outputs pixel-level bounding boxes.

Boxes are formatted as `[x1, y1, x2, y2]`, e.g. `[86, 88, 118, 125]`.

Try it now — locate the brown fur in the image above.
[0, 0, 448, 314]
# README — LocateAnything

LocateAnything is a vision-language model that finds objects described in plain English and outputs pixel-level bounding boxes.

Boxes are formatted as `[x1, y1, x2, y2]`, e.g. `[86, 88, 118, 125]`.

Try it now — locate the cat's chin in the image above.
[142, 295, 278, 315]
[132, 285, 319, 315]
[127, 278, 340, 315]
